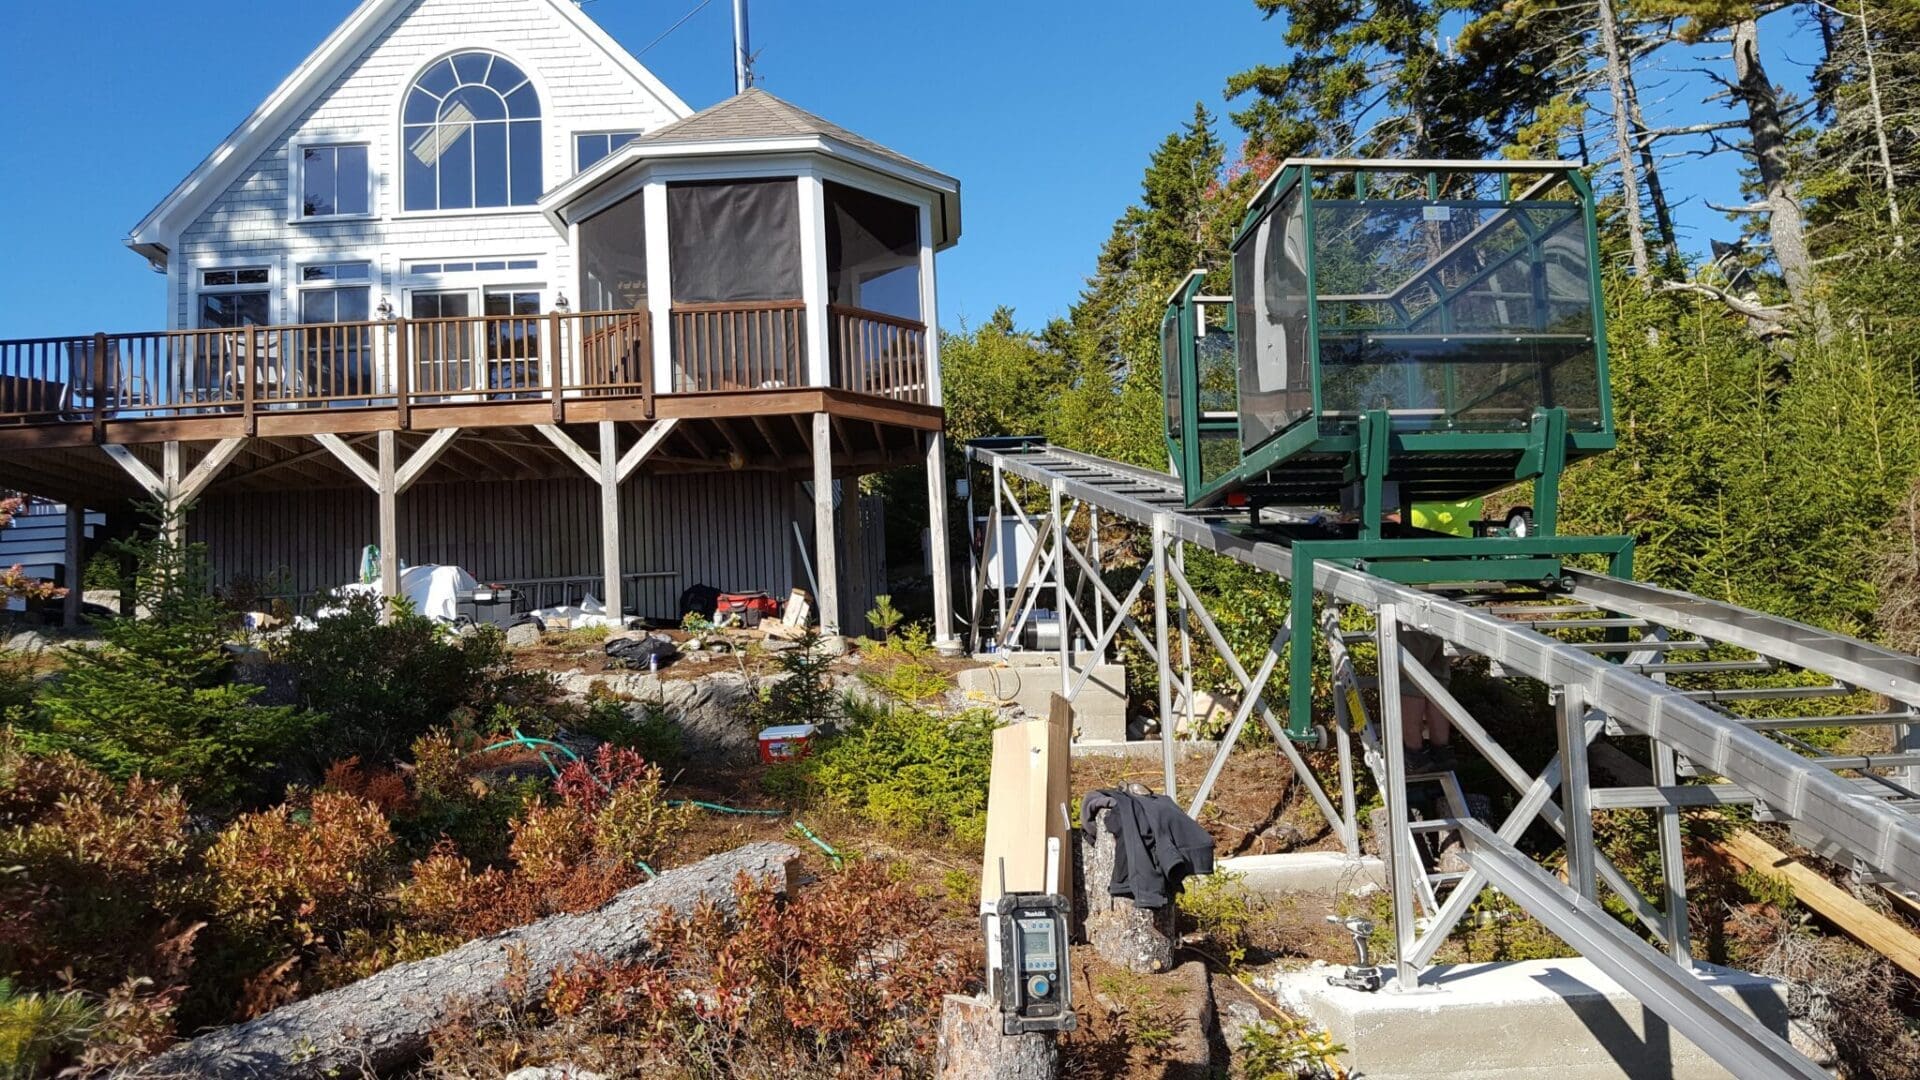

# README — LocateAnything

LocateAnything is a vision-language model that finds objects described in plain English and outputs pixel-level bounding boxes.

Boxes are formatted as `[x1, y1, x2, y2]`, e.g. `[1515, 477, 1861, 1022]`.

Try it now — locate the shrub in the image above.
[0, 979, 97, 1080]
[277, 591, 556, 766]
[425, 862, 970, 1078]
[1176, 870, 1257, 968]
[770, 698, 997, 846]
[204, 790, 398, 955]
[866, 594, 904, 640]
[1241, 1012, 1347, 1079]
[23, 521, 314, 806]
[752, 627, 843, 730]
[572, 695, 683, 764]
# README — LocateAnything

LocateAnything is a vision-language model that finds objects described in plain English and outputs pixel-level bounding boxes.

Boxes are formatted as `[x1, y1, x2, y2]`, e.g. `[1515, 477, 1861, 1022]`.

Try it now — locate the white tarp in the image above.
[326, 564, 479, 622]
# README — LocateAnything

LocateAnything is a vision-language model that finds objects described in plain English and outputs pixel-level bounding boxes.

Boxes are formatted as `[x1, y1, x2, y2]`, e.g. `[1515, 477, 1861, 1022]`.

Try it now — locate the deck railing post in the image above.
[394, 319, 411, 429]
[640, 328, 655, 419]
[243, 325, 258, 436]
[549, 311, 565, 423]
[89, 332, 108, 443]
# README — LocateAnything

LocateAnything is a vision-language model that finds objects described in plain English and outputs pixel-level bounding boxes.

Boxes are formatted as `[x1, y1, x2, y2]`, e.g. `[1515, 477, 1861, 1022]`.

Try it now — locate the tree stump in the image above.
[934, 993, 1057, 1079]
[1075, 807, 1177, 973]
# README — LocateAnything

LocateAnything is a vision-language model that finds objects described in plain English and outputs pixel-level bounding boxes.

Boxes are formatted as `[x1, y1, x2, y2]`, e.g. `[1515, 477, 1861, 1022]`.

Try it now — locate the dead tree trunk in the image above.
[142, 843, 799, 1080]
[1596, 0, 1651, 281]
[1732, 16, 1821, 326]
[1075, 808, 1176, 973]
[934, 994, 1057, 1080]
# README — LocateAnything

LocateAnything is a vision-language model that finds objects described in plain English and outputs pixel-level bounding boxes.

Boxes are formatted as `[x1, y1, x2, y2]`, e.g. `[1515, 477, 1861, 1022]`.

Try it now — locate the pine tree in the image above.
[24, 509, 313, 806]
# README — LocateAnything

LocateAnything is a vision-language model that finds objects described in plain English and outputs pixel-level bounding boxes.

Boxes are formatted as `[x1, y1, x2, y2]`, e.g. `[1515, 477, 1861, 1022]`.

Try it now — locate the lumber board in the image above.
[979, 695, 1073, 911]
[1718, 829, 1920, 980]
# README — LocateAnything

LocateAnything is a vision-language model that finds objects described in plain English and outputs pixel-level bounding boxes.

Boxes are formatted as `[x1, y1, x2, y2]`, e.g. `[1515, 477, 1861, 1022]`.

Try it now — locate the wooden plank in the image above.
[176, 437, 247, 504]
[534, 424, 601, 481]
[313, 432, 381, 491]
[979, 696, 1074, 912]
[1716, 829, 1920, 980]
[616, 418, 679, 483]
[396, 428, 460, 493]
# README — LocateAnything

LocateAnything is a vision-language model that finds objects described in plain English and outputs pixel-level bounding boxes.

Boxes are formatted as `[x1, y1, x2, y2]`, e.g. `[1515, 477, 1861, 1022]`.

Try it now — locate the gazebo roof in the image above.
[541, 88, 961, 248]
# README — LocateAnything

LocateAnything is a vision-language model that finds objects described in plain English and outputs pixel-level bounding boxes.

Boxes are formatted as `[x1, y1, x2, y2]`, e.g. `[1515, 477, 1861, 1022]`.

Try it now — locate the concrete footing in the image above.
[957, 651, 1127, 740]
[1267, 957, 1793, 1080]
[1216, 851, 1385, 896]
[1072, 738, 1222, 760]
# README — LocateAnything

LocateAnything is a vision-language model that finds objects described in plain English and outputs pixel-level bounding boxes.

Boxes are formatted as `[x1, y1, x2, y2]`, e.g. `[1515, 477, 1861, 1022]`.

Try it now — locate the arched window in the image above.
[403, 51, 542, 212]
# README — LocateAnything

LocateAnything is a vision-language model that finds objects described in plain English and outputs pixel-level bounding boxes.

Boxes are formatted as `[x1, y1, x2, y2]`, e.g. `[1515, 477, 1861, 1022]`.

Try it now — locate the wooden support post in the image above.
[61, 503, 83, 629]
[377, 430, 398, 613]
[926, 431, 960, 654]
[811, 411, 840, 634]
[90, 332, 108, 445]
[598, 420, 624, 625]
[394, 320, 411, 430]
[549, 311, 565, 424]
[162, 441, 183, 548]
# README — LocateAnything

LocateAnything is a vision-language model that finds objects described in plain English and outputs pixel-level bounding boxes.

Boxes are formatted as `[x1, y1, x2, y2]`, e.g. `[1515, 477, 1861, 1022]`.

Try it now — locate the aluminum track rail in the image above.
[972, 442, 1920, 891]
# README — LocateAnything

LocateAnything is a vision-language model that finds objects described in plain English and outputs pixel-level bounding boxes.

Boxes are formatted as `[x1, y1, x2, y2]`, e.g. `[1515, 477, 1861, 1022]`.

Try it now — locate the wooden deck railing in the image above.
[830, 305, 929, 404]
[0, 302, 932, 429]
[668, 300, 807, 392]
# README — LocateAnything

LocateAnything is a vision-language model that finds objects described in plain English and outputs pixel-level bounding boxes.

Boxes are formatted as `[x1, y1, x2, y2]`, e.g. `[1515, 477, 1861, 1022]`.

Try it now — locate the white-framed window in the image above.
[574, 130, 642, 173]
[402, 51, 542, 212]
[198, 266, 272, 328]
[300, 144, 371, 218]
[297, 262, 373, 323]
[404, 257, 539, 275]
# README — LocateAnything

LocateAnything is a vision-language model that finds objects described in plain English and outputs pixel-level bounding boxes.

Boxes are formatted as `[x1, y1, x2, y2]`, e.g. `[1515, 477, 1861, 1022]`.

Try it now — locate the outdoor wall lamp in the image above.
[554, 293, 572, 315]
[376, 296, 395, 321]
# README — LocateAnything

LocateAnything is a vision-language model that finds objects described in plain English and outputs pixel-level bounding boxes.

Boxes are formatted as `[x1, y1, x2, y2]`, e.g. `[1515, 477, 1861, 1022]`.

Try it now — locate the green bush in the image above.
[573, 696, 683, 764]
[23, 518, 314, 806]
[276, 592, 555, 766]
[1176, 870, 1257, 968]
[751, 627, 842, 730]
[0, 979, 98, 1080]
[769, 697, 998, 845]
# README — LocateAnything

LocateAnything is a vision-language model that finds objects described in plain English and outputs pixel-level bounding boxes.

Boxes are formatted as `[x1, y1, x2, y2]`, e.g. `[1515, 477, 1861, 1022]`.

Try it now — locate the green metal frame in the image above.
[1160, 159, 1637, 739]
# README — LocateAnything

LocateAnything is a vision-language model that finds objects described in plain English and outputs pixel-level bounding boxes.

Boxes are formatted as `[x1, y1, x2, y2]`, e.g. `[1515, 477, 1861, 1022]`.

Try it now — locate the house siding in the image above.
[172, 0, 679, 330]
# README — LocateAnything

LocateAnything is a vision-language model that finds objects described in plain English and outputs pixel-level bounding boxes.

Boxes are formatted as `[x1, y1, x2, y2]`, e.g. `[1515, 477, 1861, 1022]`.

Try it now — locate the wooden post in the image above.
[162, 441, 183, 548]
[242, 325, 258, 437]
[394, 319, 411, 430]
[90, 332, 107, 445]
[598, 420, 624, 625]
[62, 503, 83, 629]
[549, 311, 565, 423]
[377, 430, 398, 615]
[811, 411, 840, 634]
[926, 430, 959, 653]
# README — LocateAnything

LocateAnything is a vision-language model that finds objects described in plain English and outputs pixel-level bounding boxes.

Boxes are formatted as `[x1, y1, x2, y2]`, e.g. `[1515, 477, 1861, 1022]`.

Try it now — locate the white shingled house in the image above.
[0, 0, 962, 646]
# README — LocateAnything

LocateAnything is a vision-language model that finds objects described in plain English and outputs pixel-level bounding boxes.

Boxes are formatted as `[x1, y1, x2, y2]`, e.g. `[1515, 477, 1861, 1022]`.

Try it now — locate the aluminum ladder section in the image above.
[974, 441, 1920, 892]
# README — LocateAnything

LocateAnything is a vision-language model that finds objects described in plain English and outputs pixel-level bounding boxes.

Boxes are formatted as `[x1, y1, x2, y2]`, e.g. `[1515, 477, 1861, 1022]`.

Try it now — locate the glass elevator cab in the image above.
[1163, 159, 1615, 538]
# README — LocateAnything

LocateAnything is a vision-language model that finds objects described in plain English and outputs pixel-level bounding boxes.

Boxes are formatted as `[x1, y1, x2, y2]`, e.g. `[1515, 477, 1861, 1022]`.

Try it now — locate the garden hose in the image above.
[470, 731, 845, 869]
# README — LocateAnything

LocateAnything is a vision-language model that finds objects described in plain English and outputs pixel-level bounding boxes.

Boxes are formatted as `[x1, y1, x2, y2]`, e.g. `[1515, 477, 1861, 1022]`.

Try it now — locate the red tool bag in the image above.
[716, 591, 780, 627]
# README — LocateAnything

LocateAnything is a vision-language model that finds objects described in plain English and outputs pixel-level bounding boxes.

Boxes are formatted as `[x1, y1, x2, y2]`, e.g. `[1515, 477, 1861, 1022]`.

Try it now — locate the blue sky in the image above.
[0, 0, 1817, 339]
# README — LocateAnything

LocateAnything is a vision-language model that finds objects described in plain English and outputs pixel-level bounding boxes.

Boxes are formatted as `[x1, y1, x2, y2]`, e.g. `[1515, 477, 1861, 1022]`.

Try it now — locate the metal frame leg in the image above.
[1558, 684, 1597, 900]
[1153, 517, 1176, 798]
[1376, 604, 1419, 990]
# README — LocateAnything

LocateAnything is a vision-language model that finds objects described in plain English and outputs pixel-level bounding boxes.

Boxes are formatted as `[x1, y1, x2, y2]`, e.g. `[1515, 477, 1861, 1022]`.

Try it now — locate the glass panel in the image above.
[199, 291, 270, 328]
[445, 83, 505, 122]
[485, 56, 526, 93]
[235, 268, 268, 285]
[404, 87, 440, 124]
[453, 51, 491, 85]
[666, 178, 801, 303]
[823, 181, 920, 320]
[508, 119, 541, 204]
[1309, 197, 1600, 431]
[1233, 186, 1310, 452]
[204, 269, 235, 286]
[335, 146, 368, 215]
[1162, 314, 1182, 464]
[504, 82, 539, 118]
[411, 290, 475, 394]
[403, 126, 436, 211]
[485, 289, 542, 395]
[472, 122, 509, 207]
[416, 58, 457, 97]
[580, 189, 648, 311]
[438, 124, 475, 210]
[302, 147, 336, 217]
[575, 133, 608, 173]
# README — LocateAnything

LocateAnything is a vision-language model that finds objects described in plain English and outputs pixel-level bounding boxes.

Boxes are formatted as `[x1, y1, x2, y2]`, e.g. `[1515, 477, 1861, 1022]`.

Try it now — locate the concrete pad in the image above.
[957, 653, 1127, 740]
[1216, 851, 1385, 896]
[1072, 738, 1221, 760]
[1269, 957, 1793, 1080]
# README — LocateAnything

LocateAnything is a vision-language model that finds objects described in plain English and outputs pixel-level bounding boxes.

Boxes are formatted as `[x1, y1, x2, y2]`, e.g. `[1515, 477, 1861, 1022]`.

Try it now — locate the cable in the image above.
[637, 0, 717, 57]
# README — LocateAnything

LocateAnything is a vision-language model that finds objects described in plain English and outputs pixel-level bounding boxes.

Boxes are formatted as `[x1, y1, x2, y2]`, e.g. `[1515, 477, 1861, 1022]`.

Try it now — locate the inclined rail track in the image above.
[973, 441, 1920, 894]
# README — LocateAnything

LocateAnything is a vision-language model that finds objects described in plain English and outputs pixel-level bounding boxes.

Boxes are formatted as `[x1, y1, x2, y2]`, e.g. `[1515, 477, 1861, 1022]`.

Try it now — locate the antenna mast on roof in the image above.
[732, 0, 754, 94]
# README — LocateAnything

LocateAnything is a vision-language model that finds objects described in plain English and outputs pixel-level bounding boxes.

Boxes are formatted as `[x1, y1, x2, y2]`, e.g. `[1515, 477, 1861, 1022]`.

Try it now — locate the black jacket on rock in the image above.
[1079, 787, 1216, 908]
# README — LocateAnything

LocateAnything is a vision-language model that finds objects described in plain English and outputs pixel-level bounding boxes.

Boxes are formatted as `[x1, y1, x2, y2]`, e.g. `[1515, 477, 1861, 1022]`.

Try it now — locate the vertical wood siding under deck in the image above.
[190, 471, 884, 620]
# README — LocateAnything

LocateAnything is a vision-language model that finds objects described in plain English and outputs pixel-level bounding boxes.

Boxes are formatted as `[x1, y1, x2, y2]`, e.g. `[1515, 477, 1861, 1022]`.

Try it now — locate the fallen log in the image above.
[141, 842, 800, 1080]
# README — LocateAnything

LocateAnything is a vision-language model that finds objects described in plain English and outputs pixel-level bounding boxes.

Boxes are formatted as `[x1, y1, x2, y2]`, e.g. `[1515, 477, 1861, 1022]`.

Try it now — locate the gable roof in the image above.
[125, 0, 691, 267]
[636, 89, 937, 178]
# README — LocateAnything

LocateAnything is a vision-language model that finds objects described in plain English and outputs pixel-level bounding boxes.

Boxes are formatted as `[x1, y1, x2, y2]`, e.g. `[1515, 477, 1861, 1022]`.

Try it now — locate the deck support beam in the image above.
[925, 431, 959, 654]
[62, 503, 83, 629]
[101, 437, 246, 551]
[377, 431, 398, 605]
[598, 420, 624, 624]
[811, 412, 840, 634]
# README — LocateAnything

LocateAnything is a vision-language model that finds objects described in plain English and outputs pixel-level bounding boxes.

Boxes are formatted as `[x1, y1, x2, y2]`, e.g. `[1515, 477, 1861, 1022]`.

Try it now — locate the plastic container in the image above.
[757, 723, 817, 765]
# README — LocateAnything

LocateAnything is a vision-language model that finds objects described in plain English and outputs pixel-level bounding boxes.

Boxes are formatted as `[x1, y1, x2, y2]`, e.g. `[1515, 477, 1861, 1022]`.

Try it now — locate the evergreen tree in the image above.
[24, 510, 313, 806]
